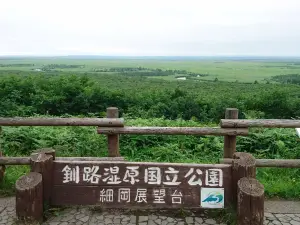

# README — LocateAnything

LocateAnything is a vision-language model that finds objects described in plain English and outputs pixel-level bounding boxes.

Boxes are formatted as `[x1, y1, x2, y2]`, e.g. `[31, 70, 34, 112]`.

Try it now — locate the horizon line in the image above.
[1, 54, 300, 58]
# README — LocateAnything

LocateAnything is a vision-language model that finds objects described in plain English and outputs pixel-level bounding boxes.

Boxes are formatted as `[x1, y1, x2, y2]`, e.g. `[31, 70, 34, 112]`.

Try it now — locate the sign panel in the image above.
[51, 161, 232, 208]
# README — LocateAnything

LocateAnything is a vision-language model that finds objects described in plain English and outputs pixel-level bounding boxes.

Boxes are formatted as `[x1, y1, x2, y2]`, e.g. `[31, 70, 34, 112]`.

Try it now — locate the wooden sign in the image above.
[51, 161, 232, 209]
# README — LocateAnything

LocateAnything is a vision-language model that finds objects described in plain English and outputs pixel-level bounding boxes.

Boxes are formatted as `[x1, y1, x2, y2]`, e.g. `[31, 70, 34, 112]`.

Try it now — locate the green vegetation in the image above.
[0, 71, 300, 121]
[272, 74, 300, 84]
[0, 63, 34, 67]
[92, 67, 207, 78]
[41, 64, 85, 71]
[0, 57, 300, 199]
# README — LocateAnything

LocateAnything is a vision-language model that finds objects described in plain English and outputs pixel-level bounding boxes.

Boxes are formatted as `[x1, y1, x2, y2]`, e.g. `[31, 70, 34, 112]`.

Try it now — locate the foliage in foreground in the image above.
[0, 118, 300, 199]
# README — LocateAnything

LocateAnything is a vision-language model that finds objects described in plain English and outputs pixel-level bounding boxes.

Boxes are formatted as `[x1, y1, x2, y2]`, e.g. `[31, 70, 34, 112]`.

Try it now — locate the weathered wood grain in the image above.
[0, 117, 124, 126]
[220, 158, 300, 168]
[223, 108, 239, 158]
[232, 152, 256, 207]
[0, 151, 5, 183]
[237, 177, 264, 225]
[106, 107, 120, 157]
[55, 157, 125, 161]
[32, 148, 56, 160]
[0, 157, 30, 165]
[221, 119, 300, 128]
[97, 127, 248, 136]
[30, 153, 53, 203]
[16, 172, 43, 223]
[0, 156, 125, 165]
[0, 126, 4, 182]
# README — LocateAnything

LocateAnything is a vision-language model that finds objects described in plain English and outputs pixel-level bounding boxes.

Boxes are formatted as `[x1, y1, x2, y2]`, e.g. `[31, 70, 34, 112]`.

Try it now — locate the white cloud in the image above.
[1, 0, 300, 56]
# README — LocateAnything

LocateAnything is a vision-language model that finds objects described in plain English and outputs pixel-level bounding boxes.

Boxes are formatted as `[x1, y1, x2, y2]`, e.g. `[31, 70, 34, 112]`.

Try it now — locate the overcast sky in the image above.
[1, 0, 300, 56]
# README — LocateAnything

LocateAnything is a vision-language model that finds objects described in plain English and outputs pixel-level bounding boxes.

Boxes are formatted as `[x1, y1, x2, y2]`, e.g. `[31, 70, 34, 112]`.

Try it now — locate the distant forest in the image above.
[272, 74, 300, 85]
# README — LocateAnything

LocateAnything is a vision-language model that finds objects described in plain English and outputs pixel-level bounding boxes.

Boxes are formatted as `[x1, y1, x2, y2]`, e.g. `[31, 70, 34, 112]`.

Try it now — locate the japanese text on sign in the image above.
[61, 165, 223, 187]
[99, 188, 183, 204]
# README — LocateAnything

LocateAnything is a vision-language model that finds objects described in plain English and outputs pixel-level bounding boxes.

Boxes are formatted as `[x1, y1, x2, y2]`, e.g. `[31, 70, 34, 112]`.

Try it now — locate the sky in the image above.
[1, 0, 300, 56]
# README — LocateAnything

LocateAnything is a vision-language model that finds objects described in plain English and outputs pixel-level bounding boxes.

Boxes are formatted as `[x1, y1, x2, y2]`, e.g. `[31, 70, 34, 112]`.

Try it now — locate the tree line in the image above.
[272, 74, 300, 85]
[92, 67, 208, 77]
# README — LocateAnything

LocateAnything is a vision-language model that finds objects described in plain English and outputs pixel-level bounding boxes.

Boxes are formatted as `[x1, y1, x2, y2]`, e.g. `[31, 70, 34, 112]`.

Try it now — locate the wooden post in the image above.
[30, 152, 53, 203]
[106, 107, 120, 157]
[32, 148, 56, 160]
[0, 151, 5, 183]
[16, 172, 43, 223]
[237, 177, 264, 225]
[232, 152, 256, 207]
[0, 126, 4, 183]
[223, 108, 238, 158]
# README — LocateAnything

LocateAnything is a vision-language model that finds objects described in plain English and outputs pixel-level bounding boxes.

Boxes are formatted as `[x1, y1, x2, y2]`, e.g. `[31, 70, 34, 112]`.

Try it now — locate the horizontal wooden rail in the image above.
[0, 157, 125, 165]
[0, 157, 30, 165]
[97, 127, 249, 136]
[55, 157, 125, 161]
[0, 118, 124, 127]
[221, 119, 300, 128]
[220, 158, 300, 168]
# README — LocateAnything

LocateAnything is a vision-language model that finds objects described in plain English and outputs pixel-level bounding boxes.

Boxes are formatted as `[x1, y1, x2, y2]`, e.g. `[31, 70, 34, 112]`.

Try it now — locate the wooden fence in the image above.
[0, 107, 299, 225]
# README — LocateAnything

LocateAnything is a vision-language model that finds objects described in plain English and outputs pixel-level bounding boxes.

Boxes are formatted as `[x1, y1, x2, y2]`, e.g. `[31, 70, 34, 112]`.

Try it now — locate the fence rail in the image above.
[220, 158, 300, 168]
[97, 127, 248, 136]
[0, 117, 124, 127]
[221, 119, 300, 128]
[0, 156, 125, 165]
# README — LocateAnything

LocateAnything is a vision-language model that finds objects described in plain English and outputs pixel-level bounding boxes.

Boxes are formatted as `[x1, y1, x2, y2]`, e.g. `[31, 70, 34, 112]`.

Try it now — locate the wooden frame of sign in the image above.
[50, 160, 232, 209]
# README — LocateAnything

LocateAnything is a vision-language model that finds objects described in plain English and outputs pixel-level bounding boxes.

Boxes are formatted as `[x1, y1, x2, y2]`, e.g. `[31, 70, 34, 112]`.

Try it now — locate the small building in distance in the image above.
[176, 77, 187, 80]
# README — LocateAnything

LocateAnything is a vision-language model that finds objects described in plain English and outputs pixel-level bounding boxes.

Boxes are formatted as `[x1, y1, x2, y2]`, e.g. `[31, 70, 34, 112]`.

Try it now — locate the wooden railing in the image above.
[0, 107, 300, 167]
[219, 109, 300, 167]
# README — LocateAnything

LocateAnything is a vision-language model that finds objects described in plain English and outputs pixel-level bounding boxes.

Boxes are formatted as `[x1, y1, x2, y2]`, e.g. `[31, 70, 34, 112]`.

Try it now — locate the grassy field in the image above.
[1, 57, 300, 82]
